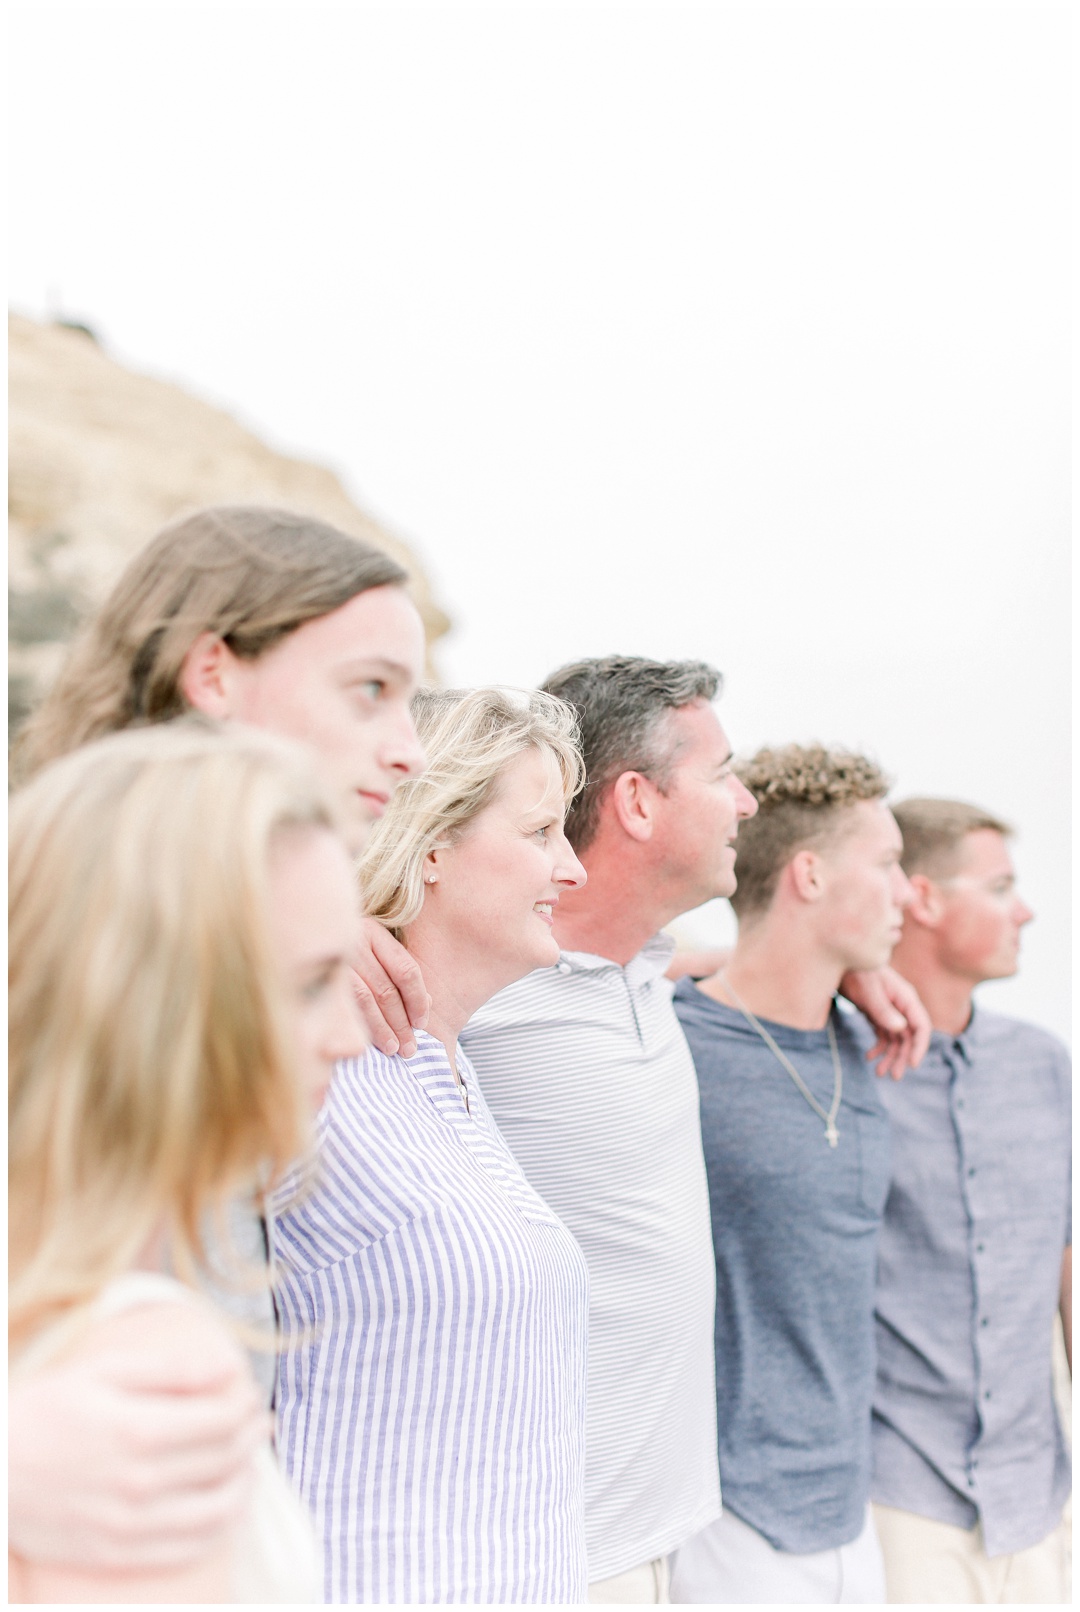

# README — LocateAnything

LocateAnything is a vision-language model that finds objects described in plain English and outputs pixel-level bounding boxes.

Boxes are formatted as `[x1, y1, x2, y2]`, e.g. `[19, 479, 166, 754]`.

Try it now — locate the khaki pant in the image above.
[872, 1503, 1071, 1604]
[589, 1555, 672, 1603]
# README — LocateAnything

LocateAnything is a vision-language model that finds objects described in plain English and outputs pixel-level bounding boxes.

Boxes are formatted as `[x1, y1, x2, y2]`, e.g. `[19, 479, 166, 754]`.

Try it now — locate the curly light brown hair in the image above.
[729, 743, 891, 920]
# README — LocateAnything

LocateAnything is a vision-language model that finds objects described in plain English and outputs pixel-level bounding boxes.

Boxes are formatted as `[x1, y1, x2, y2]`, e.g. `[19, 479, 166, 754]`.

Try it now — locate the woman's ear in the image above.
[422, 850, 440, 887]
[179, 632, 241, 717]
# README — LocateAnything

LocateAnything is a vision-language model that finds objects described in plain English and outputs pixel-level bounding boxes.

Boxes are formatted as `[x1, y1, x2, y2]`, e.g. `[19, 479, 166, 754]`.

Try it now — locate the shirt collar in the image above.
[930, 1000, 978, 1066]
[557, 929, 676, 984]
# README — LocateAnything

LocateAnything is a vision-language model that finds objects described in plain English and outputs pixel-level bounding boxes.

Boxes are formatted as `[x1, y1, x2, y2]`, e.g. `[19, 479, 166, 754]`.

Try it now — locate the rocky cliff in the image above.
[9, 312, 450, 735]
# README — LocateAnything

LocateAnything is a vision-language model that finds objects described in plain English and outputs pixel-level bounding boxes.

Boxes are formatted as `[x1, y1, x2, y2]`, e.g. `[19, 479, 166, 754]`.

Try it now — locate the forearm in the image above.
[9, 1536, 235, 1603]
[1060, 1246, 1072, 1375]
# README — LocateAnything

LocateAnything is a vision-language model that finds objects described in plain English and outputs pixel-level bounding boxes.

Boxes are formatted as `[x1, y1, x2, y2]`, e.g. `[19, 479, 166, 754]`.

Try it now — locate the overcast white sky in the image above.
[9, 0, 1071, 1041]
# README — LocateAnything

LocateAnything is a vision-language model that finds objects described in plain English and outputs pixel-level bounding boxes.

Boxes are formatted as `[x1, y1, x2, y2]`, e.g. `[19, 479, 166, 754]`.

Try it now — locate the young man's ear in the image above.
[179, 633, 240, 718]
[608, 771, 657, 843]
[903, 873, 946, 928]
[789, 848, 825, 904]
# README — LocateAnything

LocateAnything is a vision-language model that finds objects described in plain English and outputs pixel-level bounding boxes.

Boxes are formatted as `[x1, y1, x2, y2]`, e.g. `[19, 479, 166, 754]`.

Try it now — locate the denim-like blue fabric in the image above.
[863, 1005, 1071, 1557]
[674, 979, 891, 1553]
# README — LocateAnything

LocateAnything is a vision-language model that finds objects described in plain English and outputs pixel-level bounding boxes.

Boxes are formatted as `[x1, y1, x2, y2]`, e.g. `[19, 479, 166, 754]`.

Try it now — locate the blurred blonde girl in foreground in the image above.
[8, 723, 367, 1602]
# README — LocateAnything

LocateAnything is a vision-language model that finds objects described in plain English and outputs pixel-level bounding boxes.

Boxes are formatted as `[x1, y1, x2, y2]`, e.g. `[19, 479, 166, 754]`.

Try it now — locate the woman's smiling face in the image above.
[423, 745, 587, 987]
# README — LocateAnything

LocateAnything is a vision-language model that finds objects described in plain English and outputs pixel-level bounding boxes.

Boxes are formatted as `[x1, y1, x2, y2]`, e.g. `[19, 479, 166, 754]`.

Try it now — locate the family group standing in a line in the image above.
[8, 506, 1071, 1605]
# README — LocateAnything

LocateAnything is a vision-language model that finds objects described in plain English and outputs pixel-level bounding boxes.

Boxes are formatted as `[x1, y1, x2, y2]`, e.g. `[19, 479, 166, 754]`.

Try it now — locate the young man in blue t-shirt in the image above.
[671, 743, 912, 1604]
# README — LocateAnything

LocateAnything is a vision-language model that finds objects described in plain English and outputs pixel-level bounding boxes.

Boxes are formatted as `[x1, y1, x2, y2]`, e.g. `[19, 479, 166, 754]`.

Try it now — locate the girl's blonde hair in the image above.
[13, 505, 408, 782]
[8, 720, 342, 1345]
[360, 687, 584, 941]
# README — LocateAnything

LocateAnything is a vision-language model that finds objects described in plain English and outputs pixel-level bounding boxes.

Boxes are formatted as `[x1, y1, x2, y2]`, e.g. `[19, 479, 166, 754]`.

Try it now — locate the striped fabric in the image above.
[460, 934, 722, 1582]
[272, 1034, 589, 1605]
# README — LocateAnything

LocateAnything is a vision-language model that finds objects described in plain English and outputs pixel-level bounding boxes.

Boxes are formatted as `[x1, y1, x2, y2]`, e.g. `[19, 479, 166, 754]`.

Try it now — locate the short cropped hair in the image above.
[729, 743, 891, 920]
[14, 505, 407, 781]
[891, 797, 1012, 880]
[541, 655, 721, 851]
[360, 686, 584, 942]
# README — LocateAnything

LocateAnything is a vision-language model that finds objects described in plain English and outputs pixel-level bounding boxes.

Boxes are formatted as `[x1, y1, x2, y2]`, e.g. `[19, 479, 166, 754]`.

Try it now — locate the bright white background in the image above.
[9, 1, 1071, 1041]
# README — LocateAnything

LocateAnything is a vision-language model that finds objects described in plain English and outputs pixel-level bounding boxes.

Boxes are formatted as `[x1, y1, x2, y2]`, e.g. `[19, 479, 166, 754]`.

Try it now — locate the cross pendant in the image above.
[826, 1123, 839, 1147]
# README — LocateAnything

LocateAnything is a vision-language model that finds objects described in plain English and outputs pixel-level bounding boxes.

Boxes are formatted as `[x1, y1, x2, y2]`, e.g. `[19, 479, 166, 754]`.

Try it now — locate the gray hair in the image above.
[540, 656, 721, 851]
[359, 686, 584, 941]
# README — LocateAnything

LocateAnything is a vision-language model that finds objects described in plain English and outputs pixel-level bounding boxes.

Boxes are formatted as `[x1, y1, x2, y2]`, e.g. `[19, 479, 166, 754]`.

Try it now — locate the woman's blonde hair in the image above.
[13, 505, 408, 782]
[8, 720, 342, 1345]
[360, 687, 584, 941]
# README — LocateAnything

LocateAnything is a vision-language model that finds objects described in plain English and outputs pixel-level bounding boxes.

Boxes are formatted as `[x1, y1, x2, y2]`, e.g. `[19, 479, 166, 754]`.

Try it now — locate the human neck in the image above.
[402, 927, 512, 1075]
[134, 1221, 170, 1275]
[703, 916, 844, 1030]
[889, 941, 974, 1037]
[551, 843, 674, 967]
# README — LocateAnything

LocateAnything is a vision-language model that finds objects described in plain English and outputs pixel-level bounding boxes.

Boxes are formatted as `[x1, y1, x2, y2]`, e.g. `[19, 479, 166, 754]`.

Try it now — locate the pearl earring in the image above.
[426, 874, 437, 884]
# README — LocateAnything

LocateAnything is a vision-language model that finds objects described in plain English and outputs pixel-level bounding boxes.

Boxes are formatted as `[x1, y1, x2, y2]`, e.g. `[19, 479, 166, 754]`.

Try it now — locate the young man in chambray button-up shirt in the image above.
[864, 798, 1071, 1604]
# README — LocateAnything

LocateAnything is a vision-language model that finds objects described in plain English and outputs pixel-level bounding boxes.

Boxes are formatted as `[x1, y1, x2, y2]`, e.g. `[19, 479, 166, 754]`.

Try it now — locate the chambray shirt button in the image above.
[980, 1317, 989, 1327]
[968, 1167, 976, 1177]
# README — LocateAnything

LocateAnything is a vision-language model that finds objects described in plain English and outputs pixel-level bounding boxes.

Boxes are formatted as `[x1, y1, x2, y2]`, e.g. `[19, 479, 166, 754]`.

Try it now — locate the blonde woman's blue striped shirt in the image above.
[272, 1034, 589, 1604]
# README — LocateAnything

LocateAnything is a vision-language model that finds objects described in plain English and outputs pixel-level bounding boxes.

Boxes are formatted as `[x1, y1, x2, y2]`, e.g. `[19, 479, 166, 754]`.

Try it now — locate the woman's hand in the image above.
[350, 917, 432, 1057]
[839, 966, 932, 1080]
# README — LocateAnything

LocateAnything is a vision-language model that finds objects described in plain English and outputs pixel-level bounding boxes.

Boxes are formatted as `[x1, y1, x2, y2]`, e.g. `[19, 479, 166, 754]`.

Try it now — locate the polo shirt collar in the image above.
[557, 929, 676, 986]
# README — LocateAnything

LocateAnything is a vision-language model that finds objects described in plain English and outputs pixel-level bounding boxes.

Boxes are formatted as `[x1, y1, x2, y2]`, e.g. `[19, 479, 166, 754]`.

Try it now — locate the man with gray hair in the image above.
[462, 657, 755, 1601]
[355, 657, 929, 1602]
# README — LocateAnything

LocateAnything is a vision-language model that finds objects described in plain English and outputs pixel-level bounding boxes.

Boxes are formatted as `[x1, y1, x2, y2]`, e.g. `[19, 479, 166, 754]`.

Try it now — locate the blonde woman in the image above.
[273, 688, 591, 1604]
[9, 723, 367, 1602]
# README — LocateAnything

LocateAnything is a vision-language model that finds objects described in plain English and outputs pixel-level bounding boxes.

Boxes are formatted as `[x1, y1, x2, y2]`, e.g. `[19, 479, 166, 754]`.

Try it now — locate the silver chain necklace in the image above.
[718, 975, 843, 1147]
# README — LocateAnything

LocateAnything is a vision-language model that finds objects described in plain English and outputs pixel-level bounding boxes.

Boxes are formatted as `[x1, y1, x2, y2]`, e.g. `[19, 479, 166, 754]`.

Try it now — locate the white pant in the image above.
[670, 1505, 886, 1604]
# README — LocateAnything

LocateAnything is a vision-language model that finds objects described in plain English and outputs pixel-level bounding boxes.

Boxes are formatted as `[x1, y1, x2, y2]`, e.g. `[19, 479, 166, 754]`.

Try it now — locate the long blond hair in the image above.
[13, 505, 408, 782]
[359, 687, 584, 942]
[8, 721, 341, 1345]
